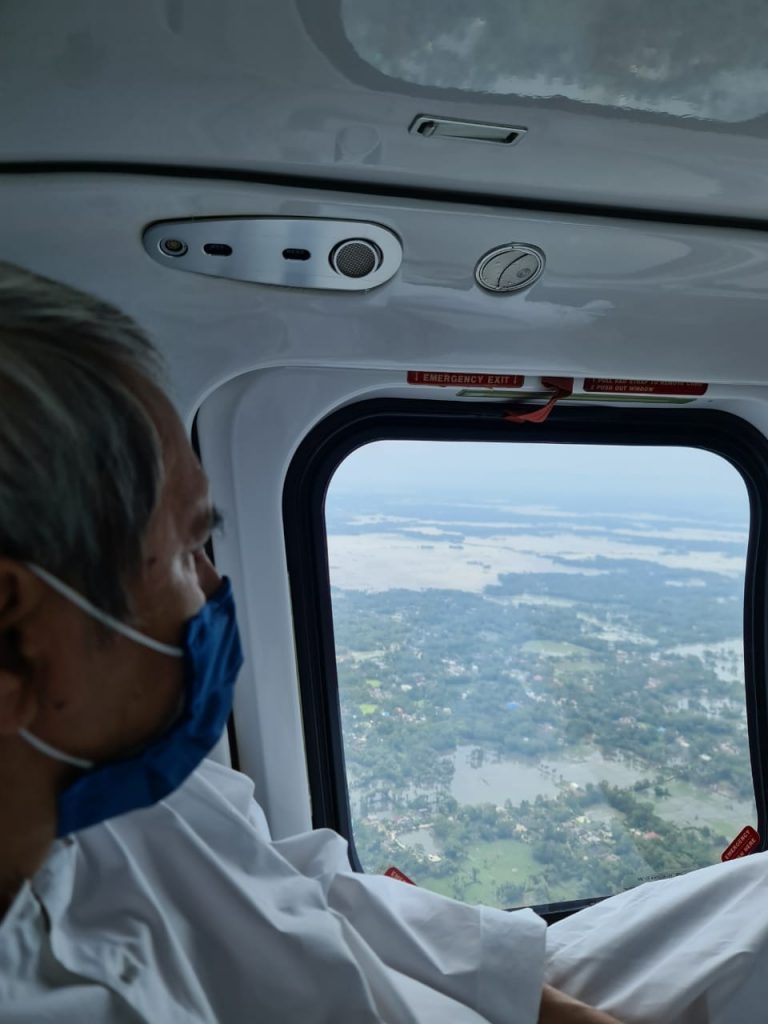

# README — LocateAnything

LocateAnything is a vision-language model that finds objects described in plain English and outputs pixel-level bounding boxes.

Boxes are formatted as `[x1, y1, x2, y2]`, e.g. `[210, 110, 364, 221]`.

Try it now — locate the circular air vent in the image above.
[475, 244, 545, 293]
[330, 239, 382, 279]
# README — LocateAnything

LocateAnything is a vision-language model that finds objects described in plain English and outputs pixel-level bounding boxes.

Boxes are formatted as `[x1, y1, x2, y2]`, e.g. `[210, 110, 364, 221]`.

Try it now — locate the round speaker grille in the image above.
[330, 239, 382, 278]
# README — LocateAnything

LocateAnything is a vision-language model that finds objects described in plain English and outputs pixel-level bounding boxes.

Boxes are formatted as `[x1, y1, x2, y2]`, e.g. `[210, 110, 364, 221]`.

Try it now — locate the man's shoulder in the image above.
[178, 757, 259, 815]
[60, 760, 274, 926]
[174, 758, 271, 835]
[75, 759, 270, 860]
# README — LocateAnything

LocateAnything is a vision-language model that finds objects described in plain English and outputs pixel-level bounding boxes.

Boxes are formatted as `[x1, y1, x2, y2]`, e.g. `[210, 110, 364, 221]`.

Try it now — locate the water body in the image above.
[669, 638, 743, 683]
[448, 746, 755, 838]
[399, 828, 440, 856]
[450, 746, 644, 806]
[351, 744, 753, 835]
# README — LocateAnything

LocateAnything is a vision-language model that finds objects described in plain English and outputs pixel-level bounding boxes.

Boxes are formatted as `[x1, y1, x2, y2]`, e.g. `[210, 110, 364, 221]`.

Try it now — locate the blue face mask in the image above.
[18, 565, 244, 836]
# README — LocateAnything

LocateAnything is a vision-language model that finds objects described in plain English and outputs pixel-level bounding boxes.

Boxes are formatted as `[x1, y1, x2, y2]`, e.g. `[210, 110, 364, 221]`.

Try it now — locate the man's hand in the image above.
[538, 984, 622, 1024]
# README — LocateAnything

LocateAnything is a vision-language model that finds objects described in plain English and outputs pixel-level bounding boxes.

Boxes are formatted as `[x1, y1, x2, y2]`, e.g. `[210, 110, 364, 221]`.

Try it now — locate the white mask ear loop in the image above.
[27, 564, 183, 658]
[18, 728, 93, 769]
[17, 564, 183, 770]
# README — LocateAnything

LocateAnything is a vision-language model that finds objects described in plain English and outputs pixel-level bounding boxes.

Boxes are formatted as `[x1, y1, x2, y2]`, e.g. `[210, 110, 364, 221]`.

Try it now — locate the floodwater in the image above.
[351, 742, 755, 864]
[327, 522, 744, 593]
[399, 828, 440, 855]
[450, 746, 644, 806]
[669, 639, 744, 684]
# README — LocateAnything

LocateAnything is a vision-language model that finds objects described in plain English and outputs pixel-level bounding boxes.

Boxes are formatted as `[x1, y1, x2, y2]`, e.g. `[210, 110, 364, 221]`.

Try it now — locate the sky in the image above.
[328, 441, 750, 523]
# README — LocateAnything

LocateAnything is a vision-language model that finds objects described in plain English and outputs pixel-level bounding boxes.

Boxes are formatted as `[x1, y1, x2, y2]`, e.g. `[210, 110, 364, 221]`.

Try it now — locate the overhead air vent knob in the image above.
[330, 239, 382, 279]
[475, 244, 545, 293]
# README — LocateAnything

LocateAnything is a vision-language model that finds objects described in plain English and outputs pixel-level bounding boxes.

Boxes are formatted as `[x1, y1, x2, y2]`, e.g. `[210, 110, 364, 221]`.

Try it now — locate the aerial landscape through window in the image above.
[326, 440, 755, 908]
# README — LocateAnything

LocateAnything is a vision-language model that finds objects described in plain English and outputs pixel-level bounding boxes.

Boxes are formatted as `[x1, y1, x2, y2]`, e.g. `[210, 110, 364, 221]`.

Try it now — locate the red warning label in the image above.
[583, 379, 708, 396]
[721, 825, 760, 861]
[407, 371, 524, 389]
[384, 865, 416, 885]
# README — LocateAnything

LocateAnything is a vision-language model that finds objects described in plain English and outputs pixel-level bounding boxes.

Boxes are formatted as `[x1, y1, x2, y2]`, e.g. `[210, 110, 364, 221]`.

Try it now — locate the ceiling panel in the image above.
[1, 2, 768, 219]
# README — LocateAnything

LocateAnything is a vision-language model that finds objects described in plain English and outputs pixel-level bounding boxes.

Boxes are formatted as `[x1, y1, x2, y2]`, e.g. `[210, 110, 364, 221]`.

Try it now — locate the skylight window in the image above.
[341, 0, 768, 123]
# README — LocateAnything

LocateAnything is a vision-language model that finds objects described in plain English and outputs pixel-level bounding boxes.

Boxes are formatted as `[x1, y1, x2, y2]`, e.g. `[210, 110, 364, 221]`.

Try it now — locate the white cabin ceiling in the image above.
[2, 1, 768, 219]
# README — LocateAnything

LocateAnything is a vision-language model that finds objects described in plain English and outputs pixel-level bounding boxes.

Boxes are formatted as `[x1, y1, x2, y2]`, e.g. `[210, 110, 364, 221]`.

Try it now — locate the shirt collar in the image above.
[29, 836, 78, 927]
[0, 877, 35, 938]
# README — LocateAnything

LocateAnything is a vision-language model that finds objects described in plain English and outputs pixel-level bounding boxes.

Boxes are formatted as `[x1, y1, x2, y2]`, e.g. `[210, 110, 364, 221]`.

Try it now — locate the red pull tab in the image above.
[721, 826, 760, 861]
[503, 377, 573, 424]
[384, 865, 416, 885]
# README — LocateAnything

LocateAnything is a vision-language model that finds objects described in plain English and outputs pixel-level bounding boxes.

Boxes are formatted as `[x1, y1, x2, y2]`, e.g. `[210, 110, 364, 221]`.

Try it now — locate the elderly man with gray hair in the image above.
[0, 261, 766, 1024]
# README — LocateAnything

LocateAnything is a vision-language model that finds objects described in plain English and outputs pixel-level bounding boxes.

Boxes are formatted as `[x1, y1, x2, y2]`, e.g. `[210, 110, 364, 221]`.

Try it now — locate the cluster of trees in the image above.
[487, 556, 743, 647]
[337, 580, 751, 807]
[355, 781, 727, 906]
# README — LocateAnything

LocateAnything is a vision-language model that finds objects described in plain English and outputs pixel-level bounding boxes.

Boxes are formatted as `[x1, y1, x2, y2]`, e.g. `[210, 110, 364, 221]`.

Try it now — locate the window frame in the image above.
[192, 413, 241, 770]
[283, 398, 768, 919]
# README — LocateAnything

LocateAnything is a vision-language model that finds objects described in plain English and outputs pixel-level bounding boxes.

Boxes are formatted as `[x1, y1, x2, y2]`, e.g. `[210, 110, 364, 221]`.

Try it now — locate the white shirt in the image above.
[547, 843, 768, 1024]
[0, 760, 546, 1023]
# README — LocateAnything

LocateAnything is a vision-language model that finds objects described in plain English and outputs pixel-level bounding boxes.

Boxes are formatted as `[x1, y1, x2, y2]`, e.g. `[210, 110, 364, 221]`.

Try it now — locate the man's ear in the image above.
[0, 561, 46, 735]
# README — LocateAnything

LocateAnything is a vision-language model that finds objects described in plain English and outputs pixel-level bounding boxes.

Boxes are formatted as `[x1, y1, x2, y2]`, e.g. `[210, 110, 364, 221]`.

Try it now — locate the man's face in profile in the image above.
[0, 383, 222, 779]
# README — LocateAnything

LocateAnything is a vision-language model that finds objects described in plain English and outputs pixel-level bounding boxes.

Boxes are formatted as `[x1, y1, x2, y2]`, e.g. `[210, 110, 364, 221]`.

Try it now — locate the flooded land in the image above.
[329, 497, 755, 907]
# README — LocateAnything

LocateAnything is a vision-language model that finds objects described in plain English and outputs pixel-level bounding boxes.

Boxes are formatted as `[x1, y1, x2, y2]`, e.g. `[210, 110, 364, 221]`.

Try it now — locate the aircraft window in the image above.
[322, 437, 756, 910]
[338, 0, 768, 123]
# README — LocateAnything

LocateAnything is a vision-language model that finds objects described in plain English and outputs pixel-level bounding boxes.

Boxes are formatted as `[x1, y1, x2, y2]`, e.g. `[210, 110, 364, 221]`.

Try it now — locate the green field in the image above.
[420, 839, 539, 905]
[522, 639, 594, 658]
[655, 779, 753, 843]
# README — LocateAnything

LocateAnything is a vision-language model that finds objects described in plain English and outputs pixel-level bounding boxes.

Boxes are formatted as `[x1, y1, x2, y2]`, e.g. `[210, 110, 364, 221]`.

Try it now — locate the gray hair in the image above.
[0, 262, 166, 619]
